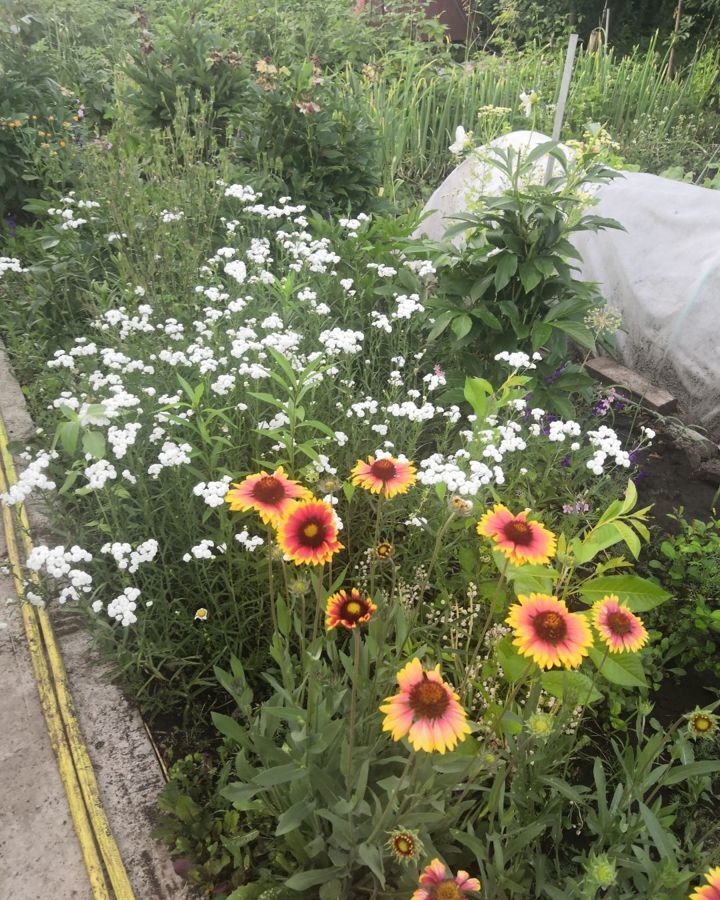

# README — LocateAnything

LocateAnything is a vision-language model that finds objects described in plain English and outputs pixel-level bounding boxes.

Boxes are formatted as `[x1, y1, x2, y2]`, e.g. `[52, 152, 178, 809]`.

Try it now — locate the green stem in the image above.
[346, 628, 361, 797]
[266, 526, 277, 633]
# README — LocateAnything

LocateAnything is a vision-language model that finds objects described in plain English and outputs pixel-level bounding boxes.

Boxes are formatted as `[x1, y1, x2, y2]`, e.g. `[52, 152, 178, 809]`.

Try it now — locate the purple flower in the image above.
[7, 214, 16, 238]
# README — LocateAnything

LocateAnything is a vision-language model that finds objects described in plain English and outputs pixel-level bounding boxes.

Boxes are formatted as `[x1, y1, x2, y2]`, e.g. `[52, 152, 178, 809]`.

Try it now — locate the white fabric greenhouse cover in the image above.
[415, 130, 720, 439]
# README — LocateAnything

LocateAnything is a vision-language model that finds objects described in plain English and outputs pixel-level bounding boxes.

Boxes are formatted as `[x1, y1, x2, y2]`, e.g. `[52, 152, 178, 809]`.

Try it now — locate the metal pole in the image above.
[544, 32, 579, 184]
[604, 7, 610, 46]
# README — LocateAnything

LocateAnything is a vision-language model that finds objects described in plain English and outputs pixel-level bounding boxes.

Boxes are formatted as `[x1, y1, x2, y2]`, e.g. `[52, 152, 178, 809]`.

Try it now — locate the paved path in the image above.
[0, 540, 92, 899]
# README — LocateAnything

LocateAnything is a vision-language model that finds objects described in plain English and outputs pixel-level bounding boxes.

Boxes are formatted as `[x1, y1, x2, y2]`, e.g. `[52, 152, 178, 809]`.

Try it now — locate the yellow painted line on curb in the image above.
[0, 411, 136, 900]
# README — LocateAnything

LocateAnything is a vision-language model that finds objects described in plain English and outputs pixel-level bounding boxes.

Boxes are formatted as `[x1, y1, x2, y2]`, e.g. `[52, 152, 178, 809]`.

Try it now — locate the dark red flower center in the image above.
[501, 518, 534, 546]
[409, 675, 450, 720]
[431, 882, 463, 900]
[606, 610, 633, 635]
[533, 610, 567, 644]
[252, 475, 286, 505]
[370, 458, 397, 482]
[299, 518, 327, 547]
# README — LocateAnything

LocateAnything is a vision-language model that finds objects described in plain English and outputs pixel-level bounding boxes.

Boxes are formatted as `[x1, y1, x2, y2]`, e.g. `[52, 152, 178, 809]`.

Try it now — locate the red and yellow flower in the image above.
[592, 595, 648, 653]
[477, 504, 556, 566]
[276, 499, 343, 566]
[412, 858, 481, 899]
[690, 867, 720, 900]
[380, 658, 471, 754]
[325, 588, 376, 631]
[225, 466, 311, 526]
[351, 454, 416, 498]
[506, 593, 592, 669]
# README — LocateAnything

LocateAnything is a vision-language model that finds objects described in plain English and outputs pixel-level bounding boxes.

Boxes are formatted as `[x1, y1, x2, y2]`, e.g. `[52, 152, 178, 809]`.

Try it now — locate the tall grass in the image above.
[356, 38, 720, 194]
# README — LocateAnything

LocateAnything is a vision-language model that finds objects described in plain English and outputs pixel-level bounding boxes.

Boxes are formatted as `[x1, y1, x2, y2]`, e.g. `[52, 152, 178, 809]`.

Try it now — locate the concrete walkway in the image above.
[0, 342, 188, 899]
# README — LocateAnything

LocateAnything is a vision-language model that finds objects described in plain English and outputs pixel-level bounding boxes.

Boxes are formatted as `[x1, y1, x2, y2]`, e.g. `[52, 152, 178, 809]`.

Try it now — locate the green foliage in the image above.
[233, 60, 382, 212]
[420, 142, 620, 387]
[123, 5, 250, 133]
[647, 513, 720, 678]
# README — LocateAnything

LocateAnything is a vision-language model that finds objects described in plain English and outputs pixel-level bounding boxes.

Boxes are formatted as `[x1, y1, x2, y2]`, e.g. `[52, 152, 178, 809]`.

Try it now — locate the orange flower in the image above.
[592, 595, 648, 653]
[506, 593, 592, 669]
[380, 658, 471, 754]
[325, 588, 376, 630]
[276, 500, 343, 566]
[690, 867, 720, 900]
[477, 504, 556, 566]
[225, 466, 311, 526]
[351, 455, 416, 498]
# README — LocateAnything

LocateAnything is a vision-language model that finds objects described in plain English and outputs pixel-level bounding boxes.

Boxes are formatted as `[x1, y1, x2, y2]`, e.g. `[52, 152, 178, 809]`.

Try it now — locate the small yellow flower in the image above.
[194, 607, 208, 621]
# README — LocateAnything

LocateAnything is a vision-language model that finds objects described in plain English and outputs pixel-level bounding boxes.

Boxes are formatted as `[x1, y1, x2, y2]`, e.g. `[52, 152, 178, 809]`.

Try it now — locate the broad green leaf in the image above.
[253, 763, 308, 787]
[276, 800, 313, 835]
[541, 669, 603, 704]
[452, 313, 473, 340]
[580, 575, 670, 611]
[81, 430, 106, 460]
[497, 635, 531, 682]
[212, 712, 247, 744]
[285, 867, 345, 891]
[589, 646, 646, 688]
[662, 760, 720, 786]
[494, 252, 518, 291]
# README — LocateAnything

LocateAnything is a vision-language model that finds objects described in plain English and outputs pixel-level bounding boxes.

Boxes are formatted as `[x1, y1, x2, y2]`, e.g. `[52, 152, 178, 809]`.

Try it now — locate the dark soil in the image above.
[636, 430, 718, 527]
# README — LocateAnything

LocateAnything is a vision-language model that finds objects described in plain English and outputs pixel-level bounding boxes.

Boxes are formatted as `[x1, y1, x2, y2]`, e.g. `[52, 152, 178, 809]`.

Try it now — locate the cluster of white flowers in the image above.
[0, 450, 57, 505]
[160, 209, 184, 223]
[105, 587, 141, 626]
[183, 539, 227, 562]
[84, 459, 118, 490]
[101, 539, 158, 573]
[418, 453, 504, 494]
[318, 328, 364, 355]
[494, 350, 542, 369]
[147, 441, 193, 478]
[235, 530, 264, 551]
[193, 477, 232, 508]
[224, 184, 261, 203]
[25, 544, 94, 606]
[224, 259, 247, 284]
[586, 425, 632, 475]
[0, 257, 28, 278]
[107, 422, 141, 459]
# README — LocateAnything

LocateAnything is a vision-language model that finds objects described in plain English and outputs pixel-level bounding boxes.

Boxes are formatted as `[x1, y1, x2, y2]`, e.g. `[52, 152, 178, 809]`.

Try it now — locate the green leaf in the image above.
[254, 763, 308, 787]
[518, 260, 543, 293]
[589, 647, 646, 688]
[550, 319, 596, 350]
[494, 252, 518, 291]
[285, 867, 345, 891]
[580, 575, 670, 612]
[541, 669, 603, 704]
[81, 430, 106, 460]
[452, 313, 473, 340]
[212, 712, 247, 744]
[58, 421, 80, 456]
[637, 802, 677, 861]
[276, 800, 313, 835]
[497, 635, 531, 682]
[463, 376, 493, 419]
[662, 760, 720, 786]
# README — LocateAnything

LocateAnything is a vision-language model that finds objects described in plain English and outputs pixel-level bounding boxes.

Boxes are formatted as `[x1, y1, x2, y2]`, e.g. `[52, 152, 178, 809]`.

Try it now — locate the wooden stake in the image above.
[544, 32, 579, 183]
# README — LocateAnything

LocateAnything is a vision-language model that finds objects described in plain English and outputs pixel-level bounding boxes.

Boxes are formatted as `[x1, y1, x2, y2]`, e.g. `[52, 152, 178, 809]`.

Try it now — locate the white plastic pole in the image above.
[544, 32, 579, 184]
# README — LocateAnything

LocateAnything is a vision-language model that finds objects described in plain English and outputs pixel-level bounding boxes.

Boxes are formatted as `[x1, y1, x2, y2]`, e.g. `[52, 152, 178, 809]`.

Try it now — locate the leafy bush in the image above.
[647, 513, 720, 678]
[418, 141, 620, 405]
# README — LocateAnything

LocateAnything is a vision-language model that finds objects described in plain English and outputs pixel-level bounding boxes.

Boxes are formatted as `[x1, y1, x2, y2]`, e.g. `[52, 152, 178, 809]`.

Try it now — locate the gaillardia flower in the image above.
[388, 828, 423, 864]
[506, 594, 592, 669]
[276, 500, 343, 566]
[225, 466, 311, 525]
[476, 505, 556, 566]
[351, 454, 416, 498]
[686, 708, 718, 741]
[592, 595, 648, 653]
[690, 866, 720, 900]
[375, 541, 394, 560]
[380, 658, 471, 754]
[412, 858, 481, 899]
[325, 588, 376, 630]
